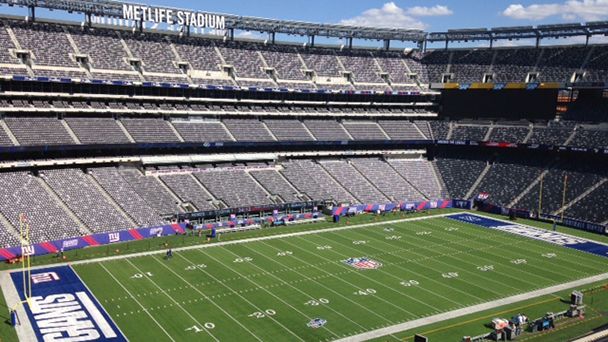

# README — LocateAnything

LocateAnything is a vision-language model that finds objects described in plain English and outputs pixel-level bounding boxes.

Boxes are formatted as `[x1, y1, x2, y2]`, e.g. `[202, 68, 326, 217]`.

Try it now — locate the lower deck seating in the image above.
[435, 157, 487, 199]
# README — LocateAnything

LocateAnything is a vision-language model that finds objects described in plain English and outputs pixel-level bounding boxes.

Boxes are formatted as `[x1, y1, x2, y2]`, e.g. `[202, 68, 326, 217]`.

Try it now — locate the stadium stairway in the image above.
[316, 160, 361, 203]
[522, 126, 535, 143]
[349, 160, 396, 202]
[60, 119, 82, 144]
[563, 128, 578, 146]
[464, 162, 491, 199]
[189, 173, 228, 209]
[167, 121, 186, 142]
[483, 126, 494, 141]
[431, 161, 450, 199]
[115, 120, 136, 143]
[509, 168, 552, 208]
[86, 172, 141, 227]
[0, 120, 19, 146]
[553, 178, 608, 216]
[385, 160, 429, 200]
[0, 211, 19, 242]
[36, 175, 92, 235]
[260, 121, 279, 141]
[244, 170, 277, 204]
[445, 122, 455, 140]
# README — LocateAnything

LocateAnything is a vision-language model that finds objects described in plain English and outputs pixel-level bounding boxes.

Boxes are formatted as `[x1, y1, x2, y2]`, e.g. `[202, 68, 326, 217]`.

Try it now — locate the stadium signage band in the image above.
[122, 4, 226, 29]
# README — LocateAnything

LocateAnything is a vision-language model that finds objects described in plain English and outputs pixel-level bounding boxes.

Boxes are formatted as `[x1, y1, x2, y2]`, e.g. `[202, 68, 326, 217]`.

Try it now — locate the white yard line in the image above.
[223, 244, 374, 335]
[280, 238, 420, 317]
[69, 265, 130, 341]
[348, 224, 553, 291]
[99, 263, 177, 342]
[334, 271, 608, 342]
[312, 229, 482, 306]
[195, 249, 343, 339]
[0, 271, 37, 342]
[177, 252, 308, 342]
[124, 259, 220, 342]
[415, 219, 597, 280]
[150, 256, 265, 342]
[247, 242, 401, 341]
[11, 212, 460, 272]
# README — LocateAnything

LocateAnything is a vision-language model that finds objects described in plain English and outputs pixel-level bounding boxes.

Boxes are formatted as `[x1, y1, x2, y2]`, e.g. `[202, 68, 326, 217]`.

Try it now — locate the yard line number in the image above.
[248, 309, 276, 319]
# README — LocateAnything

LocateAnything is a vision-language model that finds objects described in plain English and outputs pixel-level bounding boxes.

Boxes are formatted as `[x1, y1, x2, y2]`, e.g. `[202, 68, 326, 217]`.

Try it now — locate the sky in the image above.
[1, 0, 608, 48]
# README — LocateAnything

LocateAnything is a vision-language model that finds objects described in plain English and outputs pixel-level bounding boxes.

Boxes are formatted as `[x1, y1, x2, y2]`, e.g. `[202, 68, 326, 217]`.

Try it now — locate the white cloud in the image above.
[340, 2, 453, 30]
[406, 5, 453, 17]
[503, 0, 608, 21]
[236, 31, 264, 40]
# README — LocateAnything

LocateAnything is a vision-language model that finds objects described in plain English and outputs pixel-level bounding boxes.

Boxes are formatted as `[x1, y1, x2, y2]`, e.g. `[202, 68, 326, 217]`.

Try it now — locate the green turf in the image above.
[67, 214, 608, 341]
[0, 209, 456, 271]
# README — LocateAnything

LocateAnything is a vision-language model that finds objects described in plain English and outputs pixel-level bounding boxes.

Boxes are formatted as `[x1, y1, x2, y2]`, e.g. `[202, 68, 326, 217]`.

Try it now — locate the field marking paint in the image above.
[415, 219, 598, 280]
[312, 232, 474, 306]
[176, 252, 307, 342]
[456, 214, 608, 270]
[349, 226, 536, 294]
[195, 249, 342, 339]
[150, 256, 265, 342]
[281, 238, 420, 317]
[17, 212, 461, 272]
[124, 259, 220, 342]
[229, 243, 375, 332]
[255, 241, 401, 327]
[70, 265, 129, 341]
[334, 271, 608, 342]
[380, 221, 568, 290]
[99, 263, 177, 342]
[375, 225, 539, 291]
[314, 232, 505, 303]
[0, 271, 37, 341]
[318, 230, 496, 302]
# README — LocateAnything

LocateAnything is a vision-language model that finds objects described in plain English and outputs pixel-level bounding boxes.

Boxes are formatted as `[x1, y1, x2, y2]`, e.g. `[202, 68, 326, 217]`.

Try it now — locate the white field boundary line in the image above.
[0, 271, 37, 341]
[335, 212, 608, 342]
[69, 265, 130, 342]
[335, 271, 608, 342]
[472, 212, 608, 248]
[6, 211, 463, 273]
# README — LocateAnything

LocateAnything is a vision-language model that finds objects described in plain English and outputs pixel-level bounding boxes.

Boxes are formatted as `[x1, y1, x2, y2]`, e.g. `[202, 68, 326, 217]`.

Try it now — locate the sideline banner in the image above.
[0, 212, 320, 261]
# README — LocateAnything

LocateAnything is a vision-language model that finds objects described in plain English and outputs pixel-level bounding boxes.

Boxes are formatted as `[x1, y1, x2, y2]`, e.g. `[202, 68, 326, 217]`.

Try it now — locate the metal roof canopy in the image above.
[1, 0, 608, 45]
[428, 22, 608, 42]
[0, 0, 426, 41]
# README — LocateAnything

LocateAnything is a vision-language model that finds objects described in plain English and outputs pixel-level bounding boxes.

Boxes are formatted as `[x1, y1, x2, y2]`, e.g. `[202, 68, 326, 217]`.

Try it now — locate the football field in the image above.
[8, 213, 608, 341]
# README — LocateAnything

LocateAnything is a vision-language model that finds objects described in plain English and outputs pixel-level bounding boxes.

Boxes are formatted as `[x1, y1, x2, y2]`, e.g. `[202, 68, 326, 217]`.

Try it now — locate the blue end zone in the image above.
[10, 265, 126, 341]
[447, 213, 608, 259]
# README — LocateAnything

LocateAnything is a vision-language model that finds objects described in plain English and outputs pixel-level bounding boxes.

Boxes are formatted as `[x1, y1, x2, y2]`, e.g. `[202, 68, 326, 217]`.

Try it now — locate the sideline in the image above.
[7, 211, 461, 272]
[335, 272, 608, 342]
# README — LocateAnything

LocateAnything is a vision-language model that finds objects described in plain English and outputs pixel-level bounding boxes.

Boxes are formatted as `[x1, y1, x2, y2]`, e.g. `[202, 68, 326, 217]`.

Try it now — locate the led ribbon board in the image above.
[10, 266, 126, 342]
[447, 213, 608, 258]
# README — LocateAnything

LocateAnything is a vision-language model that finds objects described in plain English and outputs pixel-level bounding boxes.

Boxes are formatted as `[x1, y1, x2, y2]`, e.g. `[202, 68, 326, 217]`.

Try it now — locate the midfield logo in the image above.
[307, 318, 327, 329]
[343, 257, 382, 270]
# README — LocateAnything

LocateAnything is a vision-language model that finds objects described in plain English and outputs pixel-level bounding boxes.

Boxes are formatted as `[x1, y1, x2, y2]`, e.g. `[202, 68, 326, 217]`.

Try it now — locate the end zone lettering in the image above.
[10, 266, 126, 342]
[30, 292, 116, 341]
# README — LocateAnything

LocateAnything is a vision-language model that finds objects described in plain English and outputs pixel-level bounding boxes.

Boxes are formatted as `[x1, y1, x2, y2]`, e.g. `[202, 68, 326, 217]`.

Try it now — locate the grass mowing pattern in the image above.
[72, 216, 608, 341]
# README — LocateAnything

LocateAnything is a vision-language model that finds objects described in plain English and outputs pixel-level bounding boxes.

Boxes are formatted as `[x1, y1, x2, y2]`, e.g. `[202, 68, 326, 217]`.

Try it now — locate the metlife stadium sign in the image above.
[121, 4, 226, 29]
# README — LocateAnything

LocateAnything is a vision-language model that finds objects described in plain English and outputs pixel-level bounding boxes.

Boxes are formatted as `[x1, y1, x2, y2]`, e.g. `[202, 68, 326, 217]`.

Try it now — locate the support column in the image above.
[28, 6, 35, 21]
[383, 39, 390, 50]
[308, 35, 315, 47]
